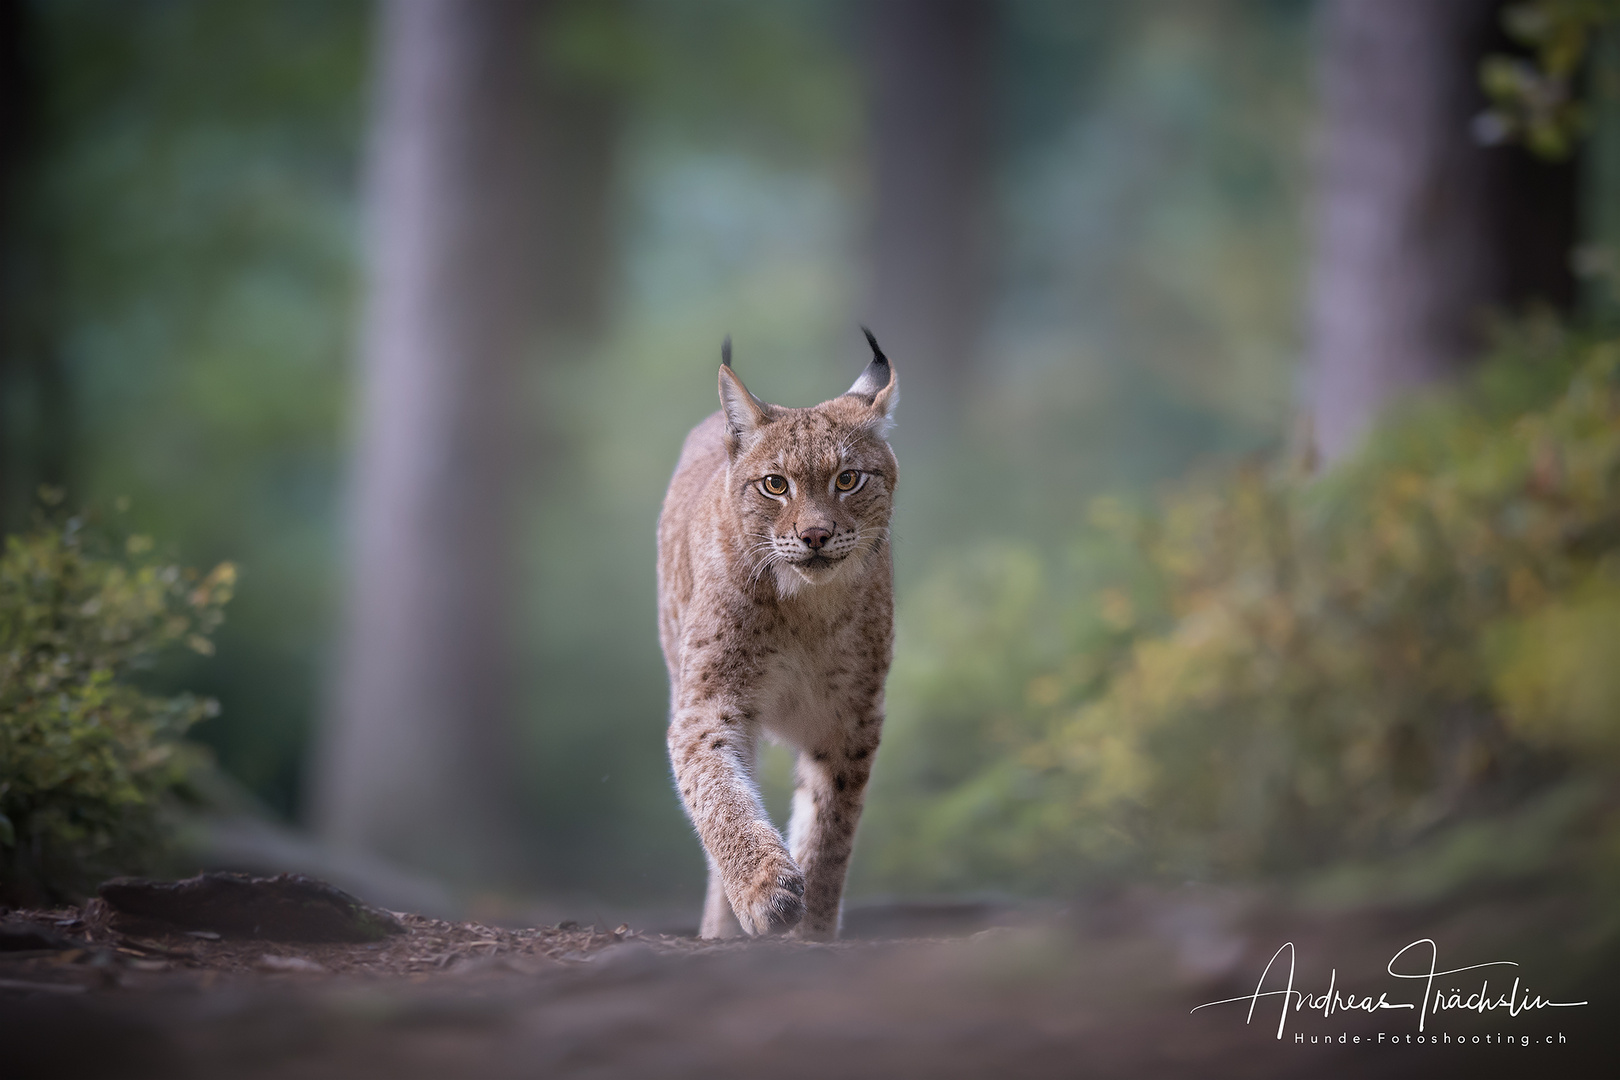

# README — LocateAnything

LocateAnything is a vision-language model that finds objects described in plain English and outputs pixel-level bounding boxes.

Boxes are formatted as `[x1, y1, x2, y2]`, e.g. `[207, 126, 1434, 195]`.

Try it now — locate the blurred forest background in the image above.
[3, 0, 1617, 925]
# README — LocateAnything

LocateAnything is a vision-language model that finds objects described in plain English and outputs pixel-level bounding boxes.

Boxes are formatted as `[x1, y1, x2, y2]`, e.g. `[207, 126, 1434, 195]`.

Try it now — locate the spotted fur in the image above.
[658, 336, 898, 939]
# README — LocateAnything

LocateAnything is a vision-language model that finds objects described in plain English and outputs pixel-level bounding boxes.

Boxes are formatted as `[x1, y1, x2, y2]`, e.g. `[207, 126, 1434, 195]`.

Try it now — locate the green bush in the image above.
[859, 318, 1620, 898]
[0, 502, 234, 904]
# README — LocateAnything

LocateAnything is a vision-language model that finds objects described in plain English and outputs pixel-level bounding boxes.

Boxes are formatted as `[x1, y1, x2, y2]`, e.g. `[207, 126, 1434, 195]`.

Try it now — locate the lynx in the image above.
[657, 330, 898, 940]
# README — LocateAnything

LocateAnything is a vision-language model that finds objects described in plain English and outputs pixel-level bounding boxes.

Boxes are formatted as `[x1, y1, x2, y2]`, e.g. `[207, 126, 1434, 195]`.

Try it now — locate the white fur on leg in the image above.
[700, 854, 744, 938]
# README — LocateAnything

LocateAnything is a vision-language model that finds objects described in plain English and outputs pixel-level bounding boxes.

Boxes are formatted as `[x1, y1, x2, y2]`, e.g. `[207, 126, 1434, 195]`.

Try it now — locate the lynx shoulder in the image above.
[656, 330, 898, 939]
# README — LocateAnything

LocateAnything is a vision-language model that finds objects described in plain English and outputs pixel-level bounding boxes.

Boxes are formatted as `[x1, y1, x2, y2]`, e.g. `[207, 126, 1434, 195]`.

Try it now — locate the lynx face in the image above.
[726, 400, 896, 593]
[718, 340, 897, 598]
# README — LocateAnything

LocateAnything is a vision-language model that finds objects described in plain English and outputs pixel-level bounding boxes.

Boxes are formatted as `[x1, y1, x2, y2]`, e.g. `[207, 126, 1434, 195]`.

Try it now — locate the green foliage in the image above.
[859, 320, 1620, 897]
[1480, 0, 1620, 159]
[0, 502, 234, 903]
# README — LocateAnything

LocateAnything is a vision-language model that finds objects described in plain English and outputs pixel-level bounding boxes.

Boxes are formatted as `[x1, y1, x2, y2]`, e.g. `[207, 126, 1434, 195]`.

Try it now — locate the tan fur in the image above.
[657, 343, 898, 940]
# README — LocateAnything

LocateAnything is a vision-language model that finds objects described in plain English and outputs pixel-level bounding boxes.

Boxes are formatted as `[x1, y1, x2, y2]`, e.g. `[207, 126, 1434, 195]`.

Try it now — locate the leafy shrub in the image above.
[859, 319, 1620, 898]
[0, 503, 234, 904]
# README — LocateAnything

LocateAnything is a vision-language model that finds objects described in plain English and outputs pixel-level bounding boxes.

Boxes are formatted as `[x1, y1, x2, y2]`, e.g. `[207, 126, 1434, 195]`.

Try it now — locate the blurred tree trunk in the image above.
[314, 0, 544, 882]
[0, 0, 27, 530]
[0, 0, 69, 533]
[865, 0, 994, 441]
[1308, 0, 1576, 463]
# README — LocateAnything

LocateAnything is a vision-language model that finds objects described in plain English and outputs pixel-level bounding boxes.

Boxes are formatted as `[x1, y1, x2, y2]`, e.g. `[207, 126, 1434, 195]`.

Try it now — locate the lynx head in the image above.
[718, 329, 898, 597]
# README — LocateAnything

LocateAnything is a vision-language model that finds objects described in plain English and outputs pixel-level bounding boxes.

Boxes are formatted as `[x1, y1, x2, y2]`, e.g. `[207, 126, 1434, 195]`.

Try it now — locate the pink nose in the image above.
[799, 527, 831, 550]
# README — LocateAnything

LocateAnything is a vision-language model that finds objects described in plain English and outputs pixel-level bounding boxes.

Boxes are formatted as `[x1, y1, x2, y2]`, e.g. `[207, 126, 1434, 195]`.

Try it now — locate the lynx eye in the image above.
[835, 470, 860, 492]
[761, 474, 789, 496]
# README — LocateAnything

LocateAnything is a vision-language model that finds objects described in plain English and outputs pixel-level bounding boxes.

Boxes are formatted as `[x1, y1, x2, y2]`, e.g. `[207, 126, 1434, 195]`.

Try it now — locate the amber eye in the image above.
[835, 470, 860, 492]
[762, 474, 789, 496]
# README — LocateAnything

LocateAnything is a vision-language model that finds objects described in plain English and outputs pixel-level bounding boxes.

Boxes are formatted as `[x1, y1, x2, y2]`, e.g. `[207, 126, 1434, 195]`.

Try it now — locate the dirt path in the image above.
[1, 889, 1609, 1079]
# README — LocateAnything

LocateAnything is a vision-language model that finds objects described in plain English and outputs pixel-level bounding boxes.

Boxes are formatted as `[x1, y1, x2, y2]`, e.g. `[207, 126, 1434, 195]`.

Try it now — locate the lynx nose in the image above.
[799, 526, 832, 550]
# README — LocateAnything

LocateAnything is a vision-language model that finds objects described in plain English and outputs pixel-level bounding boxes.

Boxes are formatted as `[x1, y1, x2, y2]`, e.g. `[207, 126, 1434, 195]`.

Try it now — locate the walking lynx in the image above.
[657, 330, 898, 939]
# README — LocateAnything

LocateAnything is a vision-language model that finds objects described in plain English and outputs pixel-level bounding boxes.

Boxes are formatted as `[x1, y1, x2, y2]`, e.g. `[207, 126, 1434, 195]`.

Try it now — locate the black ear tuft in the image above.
[861, 326, 887, 366]
[847, 326, 893, 400]
[721, 334, 732, 368]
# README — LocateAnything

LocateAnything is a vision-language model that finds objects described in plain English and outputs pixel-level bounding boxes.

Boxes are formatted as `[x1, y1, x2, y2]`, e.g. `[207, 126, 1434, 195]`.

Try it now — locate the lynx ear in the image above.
[718, 345, 771, 452]
[848, 326, 898, 433]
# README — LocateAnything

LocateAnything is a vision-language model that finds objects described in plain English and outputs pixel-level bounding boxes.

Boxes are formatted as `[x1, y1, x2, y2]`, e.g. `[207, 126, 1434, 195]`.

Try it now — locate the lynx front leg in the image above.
[701, 745, 746, 938]
[787, 731, 878, 940]
[668, 705, 805, 937]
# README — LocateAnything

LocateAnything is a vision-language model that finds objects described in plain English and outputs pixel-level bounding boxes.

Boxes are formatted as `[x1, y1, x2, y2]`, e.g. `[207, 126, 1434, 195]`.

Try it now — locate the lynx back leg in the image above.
[786, 732, 877, 940]
[701, 854, 744, 938]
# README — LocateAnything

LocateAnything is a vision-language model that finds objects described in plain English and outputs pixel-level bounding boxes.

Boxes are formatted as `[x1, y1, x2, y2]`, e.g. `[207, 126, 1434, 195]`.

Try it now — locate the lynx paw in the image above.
[730, 845, 805, 936]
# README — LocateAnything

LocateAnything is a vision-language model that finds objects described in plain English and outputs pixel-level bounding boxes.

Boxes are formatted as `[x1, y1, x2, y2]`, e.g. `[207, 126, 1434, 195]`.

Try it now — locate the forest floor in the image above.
[0, 884, 1611, 1079]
